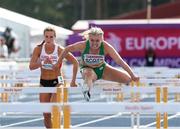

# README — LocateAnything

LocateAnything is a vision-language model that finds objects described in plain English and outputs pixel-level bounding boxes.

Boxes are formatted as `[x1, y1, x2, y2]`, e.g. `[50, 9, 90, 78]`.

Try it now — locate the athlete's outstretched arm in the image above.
[57, 42, 84, 65]
[104, 42, 139, 82]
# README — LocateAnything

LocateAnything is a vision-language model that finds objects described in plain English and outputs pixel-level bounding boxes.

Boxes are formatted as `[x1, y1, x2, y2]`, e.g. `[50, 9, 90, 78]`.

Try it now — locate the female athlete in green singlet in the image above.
[55, 27, 139, 101]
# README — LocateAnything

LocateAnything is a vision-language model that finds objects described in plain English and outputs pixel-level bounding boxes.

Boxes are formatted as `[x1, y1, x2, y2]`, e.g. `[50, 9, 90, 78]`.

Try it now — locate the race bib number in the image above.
[84, 54, 104, 65]
[58, 76, 64, 84]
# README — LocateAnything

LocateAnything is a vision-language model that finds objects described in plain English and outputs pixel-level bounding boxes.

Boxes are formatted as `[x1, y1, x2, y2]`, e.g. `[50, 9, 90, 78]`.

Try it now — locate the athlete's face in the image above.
[89, 34, 103, 49]
[44, 31, 55, 44]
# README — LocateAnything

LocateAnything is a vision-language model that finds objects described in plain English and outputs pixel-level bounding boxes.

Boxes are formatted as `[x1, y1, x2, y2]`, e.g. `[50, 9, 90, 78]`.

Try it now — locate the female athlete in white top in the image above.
[29, 27, 78, 128]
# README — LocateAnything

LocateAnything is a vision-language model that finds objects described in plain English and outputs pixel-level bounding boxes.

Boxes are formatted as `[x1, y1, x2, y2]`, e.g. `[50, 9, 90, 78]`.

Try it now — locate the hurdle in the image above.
[1, 102, 180, 128]
[1, 73, 180, 103]
[162, 87, 180, 129]
[0, 75, 9, 102]
[52, 81, 70, 129]
[1, 85, 180, 128]
[163, 87, 168, 129]
[129, 81, 142, 128]
[0, 85, 158, 128]
[156, 87, 161, 129]
[0, 86, 67, 128]
[63, 86, 180, 129]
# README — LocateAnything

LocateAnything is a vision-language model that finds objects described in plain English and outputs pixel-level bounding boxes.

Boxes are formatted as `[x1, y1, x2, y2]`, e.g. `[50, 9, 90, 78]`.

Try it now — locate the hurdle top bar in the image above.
[1, 86, 180, 94]
[1, 102, 180, 114]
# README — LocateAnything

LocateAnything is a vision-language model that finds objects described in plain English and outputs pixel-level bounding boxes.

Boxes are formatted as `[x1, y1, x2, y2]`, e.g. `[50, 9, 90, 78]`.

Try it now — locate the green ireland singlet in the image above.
[81, 40, 106, 79]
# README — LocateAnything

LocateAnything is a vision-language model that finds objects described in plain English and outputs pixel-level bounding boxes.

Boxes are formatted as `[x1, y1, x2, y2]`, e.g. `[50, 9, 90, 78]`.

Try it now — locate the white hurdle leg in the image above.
[131, 113, 135, 128]
[136, 113, 140, 128]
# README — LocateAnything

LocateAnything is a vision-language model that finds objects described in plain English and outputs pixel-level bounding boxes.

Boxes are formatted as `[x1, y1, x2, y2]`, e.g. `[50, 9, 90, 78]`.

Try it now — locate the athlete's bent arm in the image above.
[29, 46, 41, 70]
[57, 42, 84, 65]
[64, 52, 79, 86]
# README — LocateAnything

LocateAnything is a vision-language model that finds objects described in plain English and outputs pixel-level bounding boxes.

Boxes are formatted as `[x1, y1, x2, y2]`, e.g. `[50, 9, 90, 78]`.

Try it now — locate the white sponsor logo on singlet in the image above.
[99, 66, 103, 70]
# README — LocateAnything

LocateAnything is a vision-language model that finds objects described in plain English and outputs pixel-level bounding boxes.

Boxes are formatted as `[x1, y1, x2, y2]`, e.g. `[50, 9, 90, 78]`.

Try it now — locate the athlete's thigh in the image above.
[40, 93, 51, 102]
[102, 64, 131, 83]
[81, 67, 97, 81]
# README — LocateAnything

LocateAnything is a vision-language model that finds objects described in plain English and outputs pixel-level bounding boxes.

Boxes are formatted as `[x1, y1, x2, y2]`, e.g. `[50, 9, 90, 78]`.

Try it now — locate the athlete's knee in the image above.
[123, 75, 131, 83]
[83, 69, 94, 79]
[43, 113, 52, 128]
[43, 113, 51, 119]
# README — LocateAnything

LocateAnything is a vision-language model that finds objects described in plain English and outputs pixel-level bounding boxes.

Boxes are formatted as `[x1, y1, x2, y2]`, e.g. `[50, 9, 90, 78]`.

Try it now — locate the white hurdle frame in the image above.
[1, 102, 180, 128]
[2, 86, 180, 128]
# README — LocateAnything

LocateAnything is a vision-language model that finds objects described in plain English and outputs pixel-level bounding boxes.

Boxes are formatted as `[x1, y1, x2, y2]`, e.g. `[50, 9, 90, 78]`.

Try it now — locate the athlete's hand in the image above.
[70, 80, 78, 87]
[131, 74, 140, 82]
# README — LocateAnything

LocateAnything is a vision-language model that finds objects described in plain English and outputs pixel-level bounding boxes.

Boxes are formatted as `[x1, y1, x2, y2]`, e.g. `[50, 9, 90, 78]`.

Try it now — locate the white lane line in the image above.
[70, 94, 126, 128]
[140, 99, 180, 128]
[71, 112, 122, 128]
[70, 115, 156, 119]
[140, 113, 180, 129]
[1, 115, 42, 118]
[1, 117, 43, 128]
